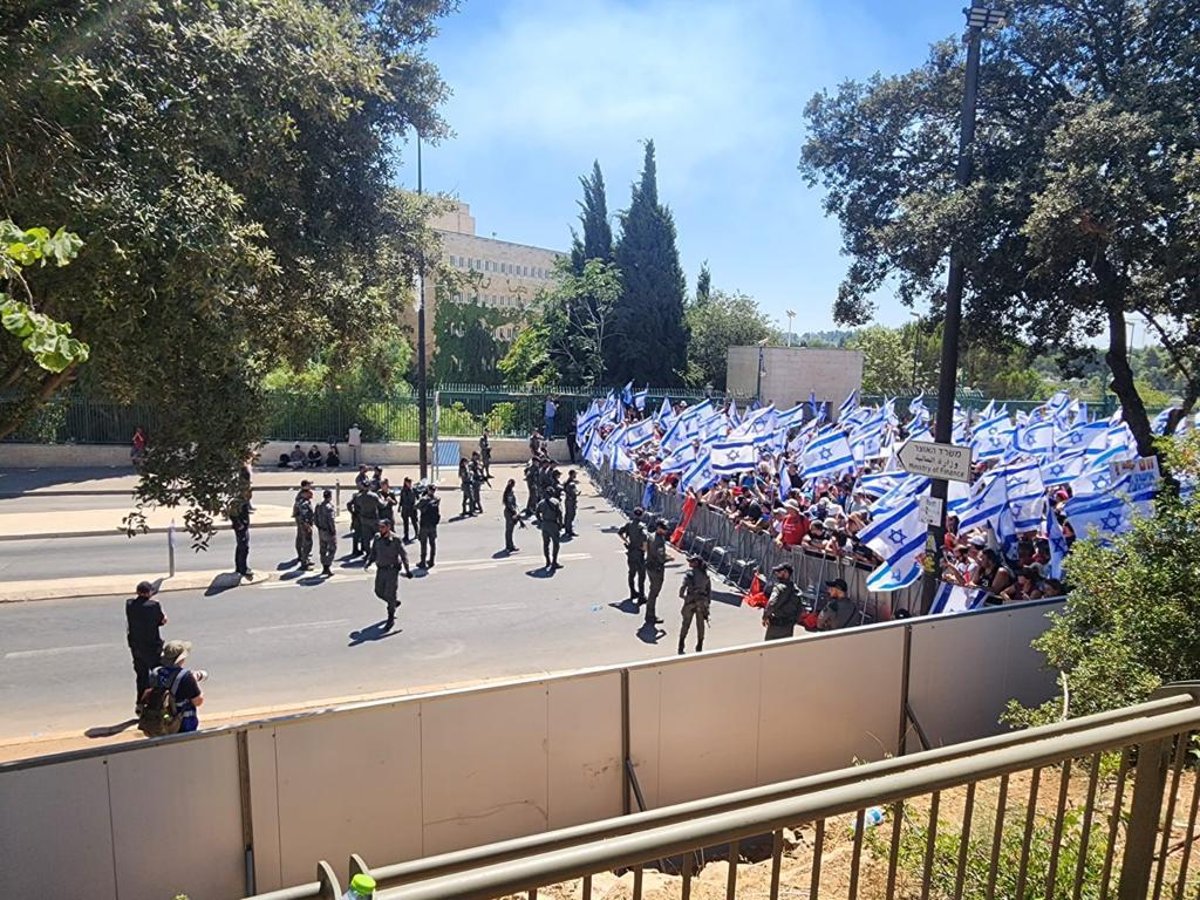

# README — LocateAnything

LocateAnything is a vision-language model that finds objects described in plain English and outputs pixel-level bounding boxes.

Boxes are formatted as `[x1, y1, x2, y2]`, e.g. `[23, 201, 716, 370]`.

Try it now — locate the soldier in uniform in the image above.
[763, 563, 802, 641]
[365, 519, 412, 630]
[469, 451, 487, 515]
[502, 478, 523, 553]
[536, 487, 564, 571]
[398, 476, 418, 543]
[523, 457, 540, 515]
[346, 488, 363, 557]
[292, 484, 315, 570]
[562, 470, 580, 537]
[315, 489, 338, 576]
[644, 519, 670, 627]
[354, 464, 370, 491]
[618, 507, 649, 603]
[458, 457, 473, 516]
[417, 484, 441, 568]
[230, 492, 253, 579]
[377, 478, 397, 528]
[479, 429, 492, 478]
[678, 555, 712, 654]
[357, 484, 382, 565]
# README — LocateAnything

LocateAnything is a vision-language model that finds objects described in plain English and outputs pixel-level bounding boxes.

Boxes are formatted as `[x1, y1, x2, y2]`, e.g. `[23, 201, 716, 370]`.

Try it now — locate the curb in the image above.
[0, 519, 298, 542]
[0, 569, 286, 604]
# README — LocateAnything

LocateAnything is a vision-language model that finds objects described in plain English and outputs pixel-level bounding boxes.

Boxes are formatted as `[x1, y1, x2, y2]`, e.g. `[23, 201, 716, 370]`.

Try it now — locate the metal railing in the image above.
[248, 684, 1200, 900]
[595, 465, 926, 619]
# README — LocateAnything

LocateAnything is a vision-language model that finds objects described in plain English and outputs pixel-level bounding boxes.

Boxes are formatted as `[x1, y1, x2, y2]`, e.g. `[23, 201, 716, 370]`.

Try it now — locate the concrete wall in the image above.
[0, 438, 563, 469]
[727, 346, 864, 414]
[0, 603, 1061, 900]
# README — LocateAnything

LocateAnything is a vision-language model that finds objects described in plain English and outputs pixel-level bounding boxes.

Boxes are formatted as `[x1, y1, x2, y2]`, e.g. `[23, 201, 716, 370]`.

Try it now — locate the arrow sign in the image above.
[898, 439, 973, 483]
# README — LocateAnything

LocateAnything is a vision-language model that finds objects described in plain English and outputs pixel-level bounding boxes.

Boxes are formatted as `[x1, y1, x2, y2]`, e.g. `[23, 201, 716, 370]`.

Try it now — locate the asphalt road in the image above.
[0, 491, 764, 740]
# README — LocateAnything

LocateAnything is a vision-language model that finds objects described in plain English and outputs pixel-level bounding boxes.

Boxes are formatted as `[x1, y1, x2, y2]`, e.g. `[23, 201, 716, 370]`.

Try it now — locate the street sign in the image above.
[918, 495, 944, 527]
[898, 439, 973, 483]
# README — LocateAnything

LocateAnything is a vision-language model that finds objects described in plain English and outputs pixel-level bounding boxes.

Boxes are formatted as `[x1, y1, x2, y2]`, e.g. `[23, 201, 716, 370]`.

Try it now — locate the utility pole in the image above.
[921, 4, 1005, 614]
[416, 134, 429, 481]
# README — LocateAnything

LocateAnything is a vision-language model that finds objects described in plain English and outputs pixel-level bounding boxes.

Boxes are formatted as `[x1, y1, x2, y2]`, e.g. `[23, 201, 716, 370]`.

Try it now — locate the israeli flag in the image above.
[582, 427, 601, 467]
[801, 428, 855, 480]
[866, 549, 924, 592]
[733, 406, 779, 446]
[1063, 492, 1132, 544]
[951, 469, 1008, 532]
[838, 389, 860, 421]
[1016, 420, 1056, 456]
[709, 437, 758, 475]
[623, 417, 657, 451]
[659, 416, 687, 455]
[850, 418, 888, 464]
[1004, 459, 1046, 531]
[1040, 450, 1087, 486]
[1046, 502, 1068, 581]
[600, 424, 627, 463]
[679, 452, 717, 493]
[871, 474, 931, 514]
[971, 412, 1016, 460]
[660, 442, 698, 475]
[1058, 421, 1109, 455]
[698, 413, 729, 443]
[1069, 465, 1125, 498]
[620, 381, 634, 407]
[725, 398, 740, 427]
[778, 403, 807, 430]
[930, 583, 988, 615]
[613, 442, 635, 473]
[860, 496, 924, 561]
[632, 387, 648, 412]
[908, 394, 931, 429]
[779, 461, 794, 498]
[858, 471, 909, 499]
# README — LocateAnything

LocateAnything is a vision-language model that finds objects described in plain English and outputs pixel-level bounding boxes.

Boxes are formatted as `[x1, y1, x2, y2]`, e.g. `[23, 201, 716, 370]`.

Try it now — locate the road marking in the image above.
[255, 553, 593, 588]
[245, 619, 350, 634]
[5, 642, 120, 659]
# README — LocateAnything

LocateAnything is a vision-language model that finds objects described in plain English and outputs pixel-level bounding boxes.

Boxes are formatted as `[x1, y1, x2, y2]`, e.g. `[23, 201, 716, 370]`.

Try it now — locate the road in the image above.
[0, 485, 764, 741]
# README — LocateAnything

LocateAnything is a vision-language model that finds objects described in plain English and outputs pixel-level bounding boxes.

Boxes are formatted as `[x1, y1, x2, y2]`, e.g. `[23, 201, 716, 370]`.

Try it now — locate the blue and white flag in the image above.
[1016, 420, 1056, 456]
[871, 474, 931, 514]
[860, 496, 924, 562]
[623, 417, 657, 451]
[779, 462, 794, 498]
[660, 442, 698, 475]
[1004, 459, 1046, 531]
[930, 583, 987, 615]
[698, 413, 729, 443]
[725, 398, 740, 427]
[801, 427, 854, 480]
[613, 442, 634, 472]
[858, 471, 909, 499]
[731, 405, 778, 446]
[1057, 421, 1109, 456]
[866, 552, 924, 592]
[951, 469, 1008, 532]
[709, 437, 758, 475]
[620, 381, 634, 407]
[641, 480, 656, 509]
[632, 387, 648, 412]
[778, 403, 807, 430]
[600, 424, 627, 463]
[1063, 492, 1132, 544]
[971, 412, 1016, 460]
[838, 389, 860, 421]
[679, 451, 717, 493]
[582, 427, 602, 467]
[1045, 502, 1068, 581]
[1040, 450, 1087, 486]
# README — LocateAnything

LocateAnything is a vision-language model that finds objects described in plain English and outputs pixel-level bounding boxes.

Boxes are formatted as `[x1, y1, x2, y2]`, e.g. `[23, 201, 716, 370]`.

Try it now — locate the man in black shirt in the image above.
[399, 477, 418, 543]
[417, 484, 442, 568]
[126, 580, 166, 714]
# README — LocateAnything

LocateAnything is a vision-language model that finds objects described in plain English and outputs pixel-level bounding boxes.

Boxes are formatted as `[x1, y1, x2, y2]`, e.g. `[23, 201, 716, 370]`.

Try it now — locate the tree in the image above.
[433, 292, 517, 385]
[684, 290, 776, 390]
[695, 262, 712, 305]
[1006, 433, 1200, 727]
[0, 1, 455, 542]
[799, 0, 1200, 465]
[498, 319, 554, 387]
[607, 140, 689, 385]
[542, 259, 623, 386]
[569, 161, 613, 274]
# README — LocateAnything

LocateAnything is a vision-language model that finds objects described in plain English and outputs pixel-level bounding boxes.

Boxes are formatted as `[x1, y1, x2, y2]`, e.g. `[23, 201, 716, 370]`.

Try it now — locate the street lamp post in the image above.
[415, 134, 429, 481]
[785, 310, 796, 347]
[755, 339, 769, 404]
[921, 3, 1005, 614]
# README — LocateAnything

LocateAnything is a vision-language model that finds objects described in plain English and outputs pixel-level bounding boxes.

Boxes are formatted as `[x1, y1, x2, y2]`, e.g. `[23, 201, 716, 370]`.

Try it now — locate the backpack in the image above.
[138, 669, 186, 737]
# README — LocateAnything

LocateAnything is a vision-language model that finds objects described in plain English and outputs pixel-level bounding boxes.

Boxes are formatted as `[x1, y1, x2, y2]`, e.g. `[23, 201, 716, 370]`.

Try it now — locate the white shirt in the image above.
[348, 427, 362, 447]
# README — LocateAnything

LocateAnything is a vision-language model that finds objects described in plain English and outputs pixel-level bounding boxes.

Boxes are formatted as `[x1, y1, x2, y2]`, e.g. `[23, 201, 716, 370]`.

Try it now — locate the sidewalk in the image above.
[0, 568, 285, 604]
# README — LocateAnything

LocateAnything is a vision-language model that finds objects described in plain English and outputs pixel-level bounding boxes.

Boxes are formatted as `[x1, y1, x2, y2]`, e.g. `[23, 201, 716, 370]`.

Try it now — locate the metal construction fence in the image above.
[591, 465, 925, 620]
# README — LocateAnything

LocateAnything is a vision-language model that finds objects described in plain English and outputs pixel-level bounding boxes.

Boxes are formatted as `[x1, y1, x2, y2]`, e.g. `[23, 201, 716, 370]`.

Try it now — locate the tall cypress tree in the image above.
[569, 160, 613, 274]
[607, 140, 688, 385]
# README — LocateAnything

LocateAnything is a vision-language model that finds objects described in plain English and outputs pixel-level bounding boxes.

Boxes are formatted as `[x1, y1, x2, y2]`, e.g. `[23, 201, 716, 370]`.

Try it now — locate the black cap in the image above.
[826, 578, 849, 592]
[772, 563, 793, 574]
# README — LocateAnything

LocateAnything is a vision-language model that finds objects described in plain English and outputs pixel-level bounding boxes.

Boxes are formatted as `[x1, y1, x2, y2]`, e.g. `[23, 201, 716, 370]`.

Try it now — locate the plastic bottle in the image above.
[343, 873, 376, 899]
[863, 806, 885, 828]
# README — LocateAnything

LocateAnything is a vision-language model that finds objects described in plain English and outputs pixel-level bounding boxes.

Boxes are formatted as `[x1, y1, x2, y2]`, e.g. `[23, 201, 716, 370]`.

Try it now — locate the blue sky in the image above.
[407, 0, 964, 334]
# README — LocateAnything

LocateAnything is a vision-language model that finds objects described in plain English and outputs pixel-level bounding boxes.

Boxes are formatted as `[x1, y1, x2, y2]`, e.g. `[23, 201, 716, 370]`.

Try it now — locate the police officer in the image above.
[293, 484, 315, 569]
[523, 457, 540, 515]
[399, 477, 418, 542]
[678, 556, 711, 655]
[469, 452, 486, 515]
[315, 489, 338, 576]
[458, 457, 473, 516]
[126, 580, 166, 713]
[354, 464, 370, 491]
[346, 487, 363, 557]
[479, 429, 492, 478]
[763, 563, 802, 641]
[618, 507, 649, 603]
[417, 484, 441, 568]
[562, 470, 580, 538]
[378, 478, 397, 528]
[502, 478, 524, 553]
[644, 519, 669, 627]
[537, 487, 564, 571]
[365, 519, 412, 630]
[230, 492, 253, 579]
[357, 485, 382, 564]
